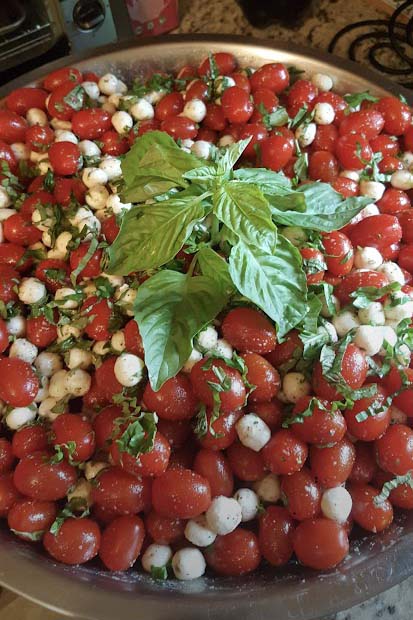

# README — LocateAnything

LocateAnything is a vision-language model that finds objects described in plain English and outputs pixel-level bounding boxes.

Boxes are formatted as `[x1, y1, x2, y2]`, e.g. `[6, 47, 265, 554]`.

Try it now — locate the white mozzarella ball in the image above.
[182, 348, 203, 373]
[99, 157, 122, 181]
[340, 169, 360, 181]
[105, 193, 132, 214]
[55, 287, 79, 310]
[384, 293, 413, 323]
[282, 372, 311, 403]
[321, 487, 352, 522]
[34, 375, 49, 403]
[50, 118, 72, 130]
[130, 98, 155, 121]
[359, 180, 386, 202]
[295, 122, 316, 147]
[218, 135, 235, 147]
[236, 413, 271, 452]
[117, 80, 128, 95]
[191, 141, 212, 159]
[7, 315, 26, 337]
[84, 461, 108, 480]
[172, 548, 206, 581]
[42, 230, 52, 247]
[107, 93, 122, 108]
[57, 324, 82, 343]
[86, 185, 109, 210]
[111, 330, 126, 353]
[99, 73, 119, 95]
[49, 369, 70, 399]
[400, 151, 413, 170]
[102, 102, 116, 115]
[313, 102, 335, 125]
[253, 473, 281, 503]
[332, 310, 361, 337]
[78, 140, 101, 159]
[10, 143, 30, 161]
[0, 208, 16, 221]
[391, 170, 413, 190]
[318, 321, 338, 344]
[101, 273, 124, 287]
[38, 160, 53, 175]
[111, 111, 133, 134]
[214, 76, 236, 94]
[38, 397, 60, 421]
[70, 207, 101, 238]
[81, 81, 100, 99]
[115, 285, 137, 316]
[184, 516, 217, 547]
[354, 246, 383, 270]
[53, 231, 72, 258]
[34, 351, 62, 377]
[183, 99, 207, 123]
[114, 353, 145, 387]
[205, 496, 242, 535]
[66, 348, 93, 370]
[351, 204, 380, 225]
[377, 261, 405, 285]
[197, 325, 218, 351]
[379, 326, 398, 355]
[55, 130, 78, 144]
[0, 187, 11, 209]
[82, 167, 108, 188]
[354, 325, 384, 356]
[31, 208, 51, 232]
[18, 278, 46, 305]
[6, 405, 37, 430]
[142, 544, 173, 574]
[65, 369, 91, 397]
[320, 294, 340, 318]
[26, 108, 48, 126]
[9, 338, 38, 364]
[67, 478, 93, 507]
[358, 302, 385, 326]
[311, 72, 333, 91]
[233, 488, 260, 522]
[213, 338, 233, 359]
[144, 90, 166, 105]
[92, 340, 110, 356]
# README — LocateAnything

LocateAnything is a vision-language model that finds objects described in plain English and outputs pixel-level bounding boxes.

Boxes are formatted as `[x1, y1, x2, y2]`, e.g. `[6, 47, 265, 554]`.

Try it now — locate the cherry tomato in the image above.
[11, 425, 48, 459]
[286, 80, 317, 117]
[222, 306, 276, 354]
[335, 270, 390, 305]
[312, 124, 339, 152]
[185, 79, 209, 102]
[0, 439, 14, 474]
[248, 399, 283, 430]
[198, 53, 236, 77]
[94, 357, 123, 400]
[82, 297, 113, 342]
[8, 499, 57, 541]
[161, 116, 198, 140]
[48, 141, 82, 176]
[250, 63, 289, 93]
[193, 448, 234, 497]
[71, 109, 112, 140]
[0, 357, 39, 407]
[205, 528, 261, 575]
[376, 96, 411, 135]
[26, 125, 54, 152]
[155, 92, 184, 121]
[293, 518, 349, 569]
[99, 515, 145, 571]
[258, 505, 295, 566]
[339, 109, 385, 139]
[378, 189, 410, 214]
[51, 414, 95, 462]
[0, 264, 19, 303]
[281, 468, 321, 520]
[265, 329, 303, 369]
[375, 424, 413, 475]
[70, 243, 102, 280]
[349, 442, 377, 484]
[19, 190, 55, 220]
[145, 510, 185, 544]
[13, 451, 77, 501]
[312, 343, 368, 400]
[157, 419, 191, 450]
[230, 71, 251, 93]
[262, 429, 308, 475]
[241, 353, 280, 402]
[238, 123, 268, 158]
[398, 245, 413, 273]
[92, 405, 121, 450]
[100, 130, 129, 156]
[0, 110, 27, 143]
[43, 518, 100, 565]
[198, 409, 241, 451]
[221, 86, 253, 124]
[290, 397, 347, 445]
[143, 373, 198, 421]
[349, 483, 393, 532]
[399, 210, 413, 244]
[3, 213, 42, 246]
[152, 468, 211, 518]
[101, 214, 120, 244]
[190, 358, 246, 413]
[375, 470, 413, 509]
[35, 258, 70, 293]
[308, 151, 339, 183]
[124, 319, 144, 357]
[47, 82, 83, 121]
[348, 214, 402, 251]
[251, 88, 279, 122]
[370, 134, 399, 156]
[344, 385, 390, 441]
[260, 134, 294, 171]
[26, 315, 58, 348]
[0, 318, 8, 354]
[0, 473, 22, 517]
[335, 134, 372, 169]
[378, 156, 403, 174]
[300, 247, 326, 284]
[226, 442, 266, 481]
[6, 87, 48, 114]
[0, 140, 18, 172]
[322, 231, 354, 276]
[382, 367, 413, 417]
[91, 466, 151, 516]
[0, 243, 30, 272]
[310, 438, 355, 488]
[43, 67, 82, 91]
[111, 430, 171, 478]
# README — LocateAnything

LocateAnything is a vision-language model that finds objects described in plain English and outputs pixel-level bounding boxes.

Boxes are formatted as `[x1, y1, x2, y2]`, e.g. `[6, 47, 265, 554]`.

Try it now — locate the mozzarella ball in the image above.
[282, 372, 311, 403]
[6, 315, 26, 337]
[320, 294, 340, 318]
[84, 461, 108, 480]
[351, 203, 380, 224]
[82, 167, 108, 188]
[197, 325, 218, 352]
[10, 143, 30, 161]
[218, 135, 235, 147]
[214, 76, 236, 94]
[38, 159, 52, 176]
[359, 180, 385, 202]
[82, 81, 100, 99]
[321, 487, 352, 523]
[213, 338, 233, 359]
[34, 375, 49, 403]
[358, 302, 385, 326]
[236, 413, 271, 452]
[114, 353, 145, 387]
[9, 338, 38, 364]
[111, 111, 133, 134]
[115, 285, 137, 316]
[55, 287, 79, 310]
[384, 293, 413, 323]
[35, 351, 62, 377]
[66, 348, 93, 370]
[311, 72, 333, 92]
[38, 397, 60, 421]
[92, 340, 110, 356]
[50, 118, 72, 130]
[184, 516, 217, 547]
[295, 122, 316, 147]
[141, 544, 172, 574]
[172, 548, 206, 581]
[99, 157, 122, 181]
[313, 102, 335, 125]
[400, 151, 413, 170]
[354, 246, 383, 270]
[318, 321, 338, 344]
[379, 326, 398, 355]
[0, 208, 16, 222]
[18, 278, 46, 305]
[205, 496, 242, 535]
[340, 169, 360, 181]
[233, 488, 260, 522]
[183, 99, 207, 123]
[253, 473, 281, 503]
[333, 310, 361, 337]
[49, 369, 70, 399]
[354, 325, 384, 356]
[107, 93, 122, 108]
[377, 261, 405, 285]
[191, 140, 212, 159]
[42, 230, 52, 248]
[0, 187, 11, 209]
[182, 348, 203, 373]
[111, 330, 126, 353]
[53, 231, 72, 259]
[101, 102, 116, 115]
[26, 108, 48, 127]
[144, 90, 166, 105]
[99, 73, 119, 95]
[106, 193, 132, 215]
[86, 185, 109, 210]
[6, 405, 37, 430]
[67, 478, 92, 506]
[55, 129, 78, 144]
[57, 324, 82, 342]
[130, 99, 155, 121]
[65, 369, 91, 397]
[78, 140, 101, 159]
[391, 170, 413, 190]
[70, 207, 101, 238]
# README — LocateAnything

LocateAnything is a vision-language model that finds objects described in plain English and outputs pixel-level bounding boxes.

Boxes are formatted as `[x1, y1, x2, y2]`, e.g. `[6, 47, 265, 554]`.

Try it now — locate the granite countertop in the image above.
[2, 0, 413, 619]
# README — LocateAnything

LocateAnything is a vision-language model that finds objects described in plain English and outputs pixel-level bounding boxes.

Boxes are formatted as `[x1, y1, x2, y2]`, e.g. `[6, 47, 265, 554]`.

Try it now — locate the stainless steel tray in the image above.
[0, 34, 412, 620]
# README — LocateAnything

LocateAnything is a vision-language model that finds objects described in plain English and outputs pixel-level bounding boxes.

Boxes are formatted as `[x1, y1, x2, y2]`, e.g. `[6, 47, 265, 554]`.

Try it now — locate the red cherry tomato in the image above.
[339, 109, 385, 139]
[375, 470, 413, 509]
[382, 367, 413, 417]
[312, 343, 368, 401]
[349, 484, 393, 532]
[198, 409, 241, 451]
[248, 399, 283, 430]
[335, 270, 390, 305]
[48, 141, 82, 176]
[0, 265, 19, 303]
[35, 259, 70, 293]
[0, 439, 14, 474]
[258, 505, 295, 566]
[3, 213, 42, 246]
[99, 515, 145, 571]
[111, 430, 171, 478]
[8, 499, 57, 541]
[222, 306, 276, 354]
[312, 124, 339, 152]
[370, 134, 399, 156]
[43, 67, 82, 91]
[241, 353, 280, 402]
[94, 357, 123, 400]
[92, 405, 121, 450]
[226, 442, 266, 481]
[190, 358, 246, 413]
[100, 130, 129, 156]
[286, 80, 317, 117]
[0, 318, 8, 354]
[377, 189, 410, 214]
[101, 214, 120, 244]
[260, 134, 294, 171]
[82, 297, 113, 342]
[250, 63, 289, 93]
[13, 451, 77, 501]
[161, 116, 197, 140]
[0, 357, 39, 407]
[70, 243, 102, 280]
[262, 429, 308, 475]
[47, 82, 83, 121]
[185, 79, 209, 102]
[375, 424, 413, 475]
[344, 385, 391, 441]
[238, 123, 268, 158]
[143, 373, 198, 421]
[300, 247, 326, 284]
[349, 442, 378, 484]
[26, 125, 54, 152]
[152, 468, 211, 518]
[51, 414, 95, 462]
[155, 92, 184, 121]
[290, 397, 347, 445]
[322, 231, 354, 276]
[310, 438, 356, 488]
[281, 468, 321, 521]
[205, 528, 261, 575]
[193, 448, 234, 497]
[265, 329, 303, 369]
[348, 214, 402, 251]
[124, 319, 144, 357]
[11, 425, 48, 459]
[308, 151, 339, 183]
[0, 474, 22, 517]
[43, 518, 100, 565]
[293, 518, 349, 569]
[71, 109, 112, 140]
[0, 110, 27, 143]
[91, 466, 151, 516]
[221, 86, 254, 124]
[6, 88, 48, 114]
[0, 140, 18, 172]
[145, 510, 185, 544]
[335, 134, 372, 169]
[26, 315, 58, 348]
[198, 53, 236, 77]
[376, 96, 411, 135]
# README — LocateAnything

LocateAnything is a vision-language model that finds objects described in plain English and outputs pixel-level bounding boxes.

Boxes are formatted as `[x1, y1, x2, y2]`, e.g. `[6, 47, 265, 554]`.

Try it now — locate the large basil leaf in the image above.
[135, 270, 230, 389]
[216, 138, 251, 175]
[197, 247, 235, 296]
[269, 182, 371, 231]
[233, 167, 292, 195]
[228, 235, 307, 337]
[107, 195, 205, 274]
[214, 181, 277, 253]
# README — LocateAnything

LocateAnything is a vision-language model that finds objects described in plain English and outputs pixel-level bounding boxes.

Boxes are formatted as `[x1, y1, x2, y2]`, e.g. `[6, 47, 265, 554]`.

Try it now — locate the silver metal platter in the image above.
[0, 34, 412, 620]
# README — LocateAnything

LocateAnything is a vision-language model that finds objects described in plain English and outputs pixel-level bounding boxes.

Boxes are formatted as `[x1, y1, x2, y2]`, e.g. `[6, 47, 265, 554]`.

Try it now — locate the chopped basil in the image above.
[374, 473, 413, 505]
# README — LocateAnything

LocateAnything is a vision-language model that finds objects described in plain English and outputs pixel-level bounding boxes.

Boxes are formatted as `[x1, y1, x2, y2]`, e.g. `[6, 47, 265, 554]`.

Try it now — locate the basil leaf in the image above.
[350, 282, 401, 309]
[343, 91, 379, 111]
[116, 413, 157, 458]
[270, 183, 371, 231]
[302, 292, 323, 334]
[107, 194, 206, 274]
[233, 167, 292, 195]
[183, 165, 221, 184]
[215, 138, 251, 174]
[214, 181, 277, 253]
[228, 235, 307, 337]
[63, 85, 85, 111]
[135, 270, 230, 390]
[197, 247, 235, 296]
[375, 473, 413, 505]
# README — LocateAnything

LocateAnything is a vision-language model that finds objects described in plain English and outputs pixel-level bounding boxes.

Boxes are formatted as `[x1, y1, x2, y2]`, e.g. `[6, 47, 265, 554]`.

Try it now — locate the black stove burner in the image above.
[328, 0, 413, 88]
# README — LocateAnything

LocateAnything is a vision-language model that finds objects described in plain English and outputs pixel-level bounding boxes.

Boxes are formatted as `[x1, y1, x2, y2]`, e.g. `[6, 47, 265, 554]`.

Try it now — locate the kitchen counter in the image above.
[2, 0, 413, 619]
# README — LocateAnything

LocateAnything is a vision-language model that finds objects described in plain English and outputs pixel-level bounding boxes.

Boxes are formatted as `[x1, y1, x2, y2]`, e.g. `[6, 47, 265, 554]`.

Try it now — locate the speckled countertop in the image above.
[2, 1, 413, 619]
